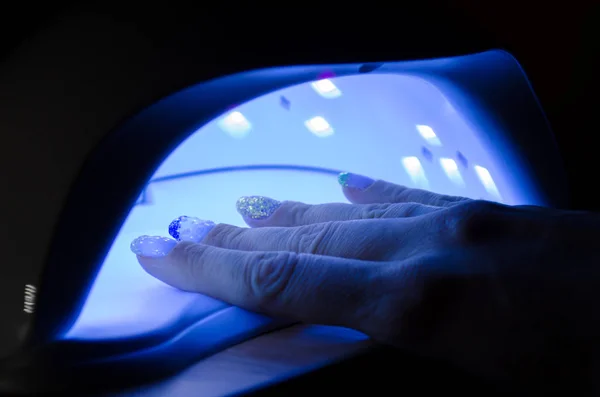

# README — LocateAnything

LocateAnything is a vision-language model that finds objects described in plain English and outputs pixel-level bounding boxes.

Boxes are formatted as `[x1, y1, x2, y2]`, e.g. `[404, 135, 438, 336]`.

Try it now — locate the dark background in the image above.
[455, 1, 599, 211]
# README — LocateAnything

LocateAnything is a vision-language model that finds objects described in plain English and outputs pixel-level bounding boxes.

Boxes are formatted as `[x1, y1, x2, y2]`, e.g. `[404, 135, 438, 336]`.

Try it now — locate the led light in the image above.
[311, 79, 342, 98]
[218, 111, 251, 138]
[474, 165, 501, 199]
[440, 158, 465, 186]
[305, 116, 334, 137]
[416, 125, 442, 146]
[402, 156, 429, 188]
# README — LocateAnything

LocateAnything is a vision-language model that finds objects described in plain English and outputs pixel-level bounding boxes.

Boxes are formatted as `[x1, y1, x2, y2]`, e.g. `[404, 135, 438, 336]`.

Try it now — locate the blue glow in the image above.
[416, 124, 442, 146]
[311, 79, 342, 98]
[474, 165, 501, 200]
[402, 156, 429, 188]
[63, 68, 548, 356]
[218, 111, 251, 138]
[305, 116, 334, 137]
[440, 157, 465, 187]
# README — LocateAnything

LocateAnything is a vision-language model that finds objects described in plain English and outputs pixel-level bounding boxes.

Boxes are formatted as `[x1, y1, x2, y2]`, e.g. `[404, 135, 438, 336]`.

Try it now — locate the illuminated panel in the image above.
[64, 72, 528, 346]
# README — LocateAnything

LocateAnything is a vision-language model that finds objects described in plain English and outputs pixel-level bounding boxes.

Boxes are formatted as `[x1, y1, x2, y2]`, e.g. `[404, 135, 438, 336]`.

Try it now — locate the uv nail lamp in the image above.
[0, 6, 567, 396]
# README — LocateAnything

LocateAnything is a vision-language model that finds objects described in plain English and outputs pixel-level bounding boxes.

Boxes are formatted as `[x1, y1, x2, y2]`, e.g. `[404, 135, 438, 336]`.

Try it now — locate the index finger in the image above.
[136, 242, 382, 328]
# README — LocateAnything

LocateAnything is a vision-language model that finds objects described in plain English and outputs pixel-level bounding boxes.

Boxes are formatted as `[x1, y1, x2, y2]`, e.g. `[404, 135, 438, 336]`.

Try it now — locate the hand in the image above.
[132, 172, 600, 390]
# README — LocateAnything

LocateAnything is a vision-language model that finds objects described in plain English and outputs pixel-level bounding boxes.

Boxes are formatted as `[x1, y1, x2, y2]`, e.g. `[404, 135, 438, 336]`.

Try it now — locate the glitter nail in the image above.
[236, 196, 281, 220]
[168, 216, 216, 242]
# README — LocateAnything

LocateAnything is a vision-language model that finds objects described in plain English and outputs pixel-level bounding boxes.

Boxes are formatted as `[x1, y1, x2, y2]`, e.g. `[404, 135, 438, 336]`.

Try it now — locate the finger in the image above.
[236, 196, 440, 227]
[136, 242, 382, 328]
[203, 219, 409, 261]
[338, 172, 470, 207]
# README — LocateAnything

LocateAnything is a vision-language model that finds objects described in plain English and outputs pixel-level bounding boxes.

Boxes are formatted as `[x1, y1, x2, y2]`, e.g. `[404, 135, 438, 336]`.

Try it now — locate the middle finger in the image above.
[204, 218, 414, 261]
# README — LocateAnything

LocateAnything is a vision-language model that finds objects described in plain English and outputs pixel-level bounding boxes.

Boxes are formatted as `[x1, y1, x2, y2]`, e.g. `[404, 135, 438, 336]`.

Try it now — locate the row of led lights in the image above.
[220, 80, 440, 141]
[218, 78, 500, 200]
[403, 156, 500, 199]
[218, 79, 341, 138]
[409, 124, 500, 199]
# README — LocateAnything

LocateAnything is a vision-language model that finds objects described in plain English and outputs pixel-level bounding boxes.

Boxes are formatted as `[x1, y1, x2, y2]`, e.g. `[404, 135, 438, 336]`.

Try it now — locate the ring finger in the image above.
[236, 196, 440, 228]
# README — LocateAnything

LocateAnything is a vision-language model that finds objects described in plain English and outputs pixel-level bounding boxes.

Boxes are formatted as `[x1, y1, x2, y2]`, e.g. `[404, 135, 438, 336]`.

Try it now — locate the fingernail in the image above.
[168, 216, 216, 242]
[236, 196, 281, 220]
[130, 235, 177, 258]
[338, 172, 375, 191]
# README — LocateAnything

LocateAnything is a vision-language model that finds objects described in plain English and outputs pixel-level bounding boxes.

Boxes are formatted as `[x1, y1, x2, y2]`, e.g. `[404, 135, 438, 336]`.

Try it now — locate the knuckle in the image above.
[395, 202, 425, 217]
[427, 192, 452, 207]
[293, 222, 340, 254]
[445, 200, 503, 242]
[361, 263, 424, 342]
[245, 251, 300, 311]
[361, 203, 393, 219]
[367, 258, 442, 345]
[363, 203, 426, 219]
[355, 270, 397, 339]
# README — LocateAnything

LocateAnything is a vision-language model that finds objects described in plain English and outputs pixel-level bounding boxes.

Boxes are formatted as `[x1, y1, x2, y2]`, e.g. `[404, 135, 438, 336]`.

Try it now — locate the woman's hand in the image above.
[132, 172, 600, 390]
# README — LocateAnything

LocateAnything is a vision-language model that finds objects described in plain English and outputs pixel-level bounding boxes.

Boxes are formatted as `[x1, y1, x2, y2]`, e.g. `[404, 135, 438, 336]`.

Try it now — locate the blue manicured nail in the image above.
[168, 216, 216, 242]
[338, 172, 375, 191]
[130, 236, 177, 258]
[236, 196, 281, 220]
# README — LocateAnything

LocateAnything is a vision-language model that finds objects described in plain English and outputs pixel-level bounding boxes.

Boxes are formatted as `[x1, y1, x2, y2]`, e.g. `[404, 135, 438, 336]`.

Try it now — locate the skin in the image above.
[137, 179, 600, 391]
